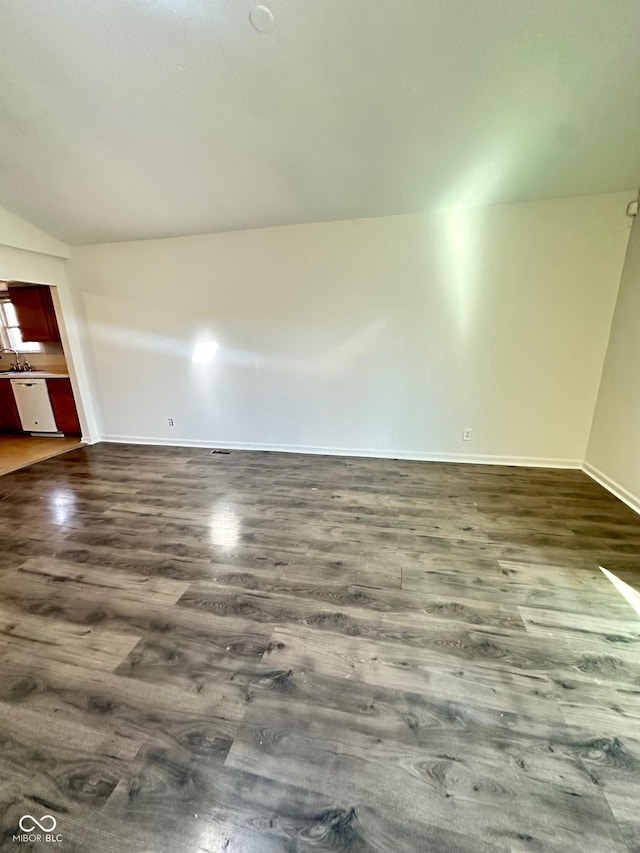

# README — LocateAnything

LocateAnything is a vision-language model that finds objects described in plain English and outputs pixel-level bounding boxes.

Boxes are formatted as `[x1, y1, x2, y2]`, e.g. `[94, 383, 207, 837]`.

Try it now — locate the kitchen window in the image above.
[0, 297, 43, 354]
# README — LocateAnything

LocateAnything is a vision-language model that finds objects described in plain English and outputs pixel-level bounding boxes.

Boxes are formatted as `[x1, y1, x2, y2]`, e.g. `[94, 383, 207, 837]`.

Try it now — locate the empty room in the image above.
[1, 1, 640, 851]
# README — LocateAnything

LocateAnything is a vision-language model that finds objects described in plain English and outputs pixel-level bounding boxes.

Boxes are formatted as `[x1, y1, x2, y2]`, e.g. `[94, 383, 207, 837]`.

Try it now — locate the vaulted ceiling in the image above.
[1, 0, 639, 244]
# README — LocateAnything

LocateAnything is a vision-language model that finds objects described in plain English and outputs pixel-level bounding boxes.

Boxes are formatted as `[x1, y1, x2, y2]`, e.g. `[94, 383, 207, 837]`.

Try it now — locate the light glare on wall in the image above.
[192, 340, 219, 363]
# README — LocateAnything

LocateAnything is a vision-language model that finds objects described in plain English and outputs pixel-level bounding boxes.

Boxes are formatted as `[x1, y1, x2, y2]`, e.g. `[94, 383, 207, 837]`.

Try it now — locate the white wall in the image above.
[0, 206, 70, 258]
[0, 207, 98, 440]
[585, 210, 640, 509]
[67, 192, 633, 464]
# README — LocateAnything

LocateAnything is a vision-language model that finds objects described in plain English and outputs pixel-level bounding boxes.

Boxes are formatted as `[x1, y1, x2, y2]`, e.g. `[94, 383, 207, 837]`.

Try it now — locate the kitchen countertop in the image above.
[0, 372, 69, 379]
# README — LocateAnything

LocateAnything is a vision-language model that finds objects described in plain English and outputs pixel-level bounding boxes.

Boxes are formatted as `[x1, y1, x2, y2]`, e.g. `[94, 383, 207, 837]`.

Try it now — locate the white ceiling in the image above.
[0, 0, 639, 245]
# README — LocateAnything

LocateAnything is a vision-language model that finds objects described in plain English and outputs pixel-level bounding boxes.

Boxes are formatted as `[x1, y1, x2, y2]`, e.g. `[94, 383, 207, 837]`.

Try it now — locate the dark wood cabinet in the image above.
[0, 381, 22, 432]
[8, 284, 61, 343]
[47, 379, 81, 435]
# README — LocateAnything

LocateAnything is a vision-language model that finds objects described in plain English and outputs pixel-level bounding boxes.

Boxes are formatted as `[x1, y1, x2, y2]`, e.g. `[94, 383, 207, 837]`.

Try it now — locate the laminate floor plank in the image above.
[191, 568, 521, 623]
[268, 555, 401, 590]
[519, 604, 640, 648]
[553, 676, 640, 741]
[402, 564, 633, 618]
[177, 578, 524, 639]
[10, 555, 191, 604]
[0, 652, 242, 735]
[0, 700, 142, 761]
[261, 623, 565, 719]
[225, 699, 627, 853]
[46, 542, 264, 583]
[588, 734, 640, 852]
[0, 602, 140, 671]
[268, 613, 640, 691]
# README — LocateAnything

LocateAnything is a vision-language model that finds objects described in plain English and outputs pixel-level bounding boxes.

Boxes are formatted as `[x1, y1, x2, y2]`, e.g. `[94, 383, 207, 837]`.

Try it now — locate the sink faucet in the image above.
[1, 347, 23, 371]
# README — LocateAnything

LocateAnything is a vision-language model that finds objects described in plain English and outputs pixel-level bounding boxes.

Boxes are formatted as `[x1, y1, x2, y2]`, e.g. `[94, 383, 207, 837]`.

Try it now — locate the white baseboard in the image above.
[81, 433, 101, 445]
[582, 461, 640, 515]
[99, 434, 581, 469]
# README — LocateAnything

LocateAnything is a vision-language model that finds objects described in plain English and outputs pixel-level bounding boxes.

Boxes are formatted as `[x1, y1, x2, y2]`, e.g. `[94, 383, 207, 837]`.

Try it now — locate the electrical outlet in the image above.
[462, 427, 472, 441]
[168, 418, 174, 427]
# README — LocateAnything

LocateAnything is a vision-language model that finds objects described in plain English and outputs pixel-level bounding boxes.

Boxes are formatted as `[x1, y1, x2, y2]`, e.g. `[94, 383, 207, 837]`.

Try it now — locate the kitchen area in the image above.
[0, 281, 83, 475]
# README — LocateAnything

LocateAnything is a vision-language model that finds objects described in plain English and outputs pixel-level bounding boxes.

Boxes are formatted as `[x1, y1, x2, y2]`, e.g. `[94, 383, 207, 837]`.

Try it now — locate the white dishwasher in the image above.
[10, 378, 58, 433]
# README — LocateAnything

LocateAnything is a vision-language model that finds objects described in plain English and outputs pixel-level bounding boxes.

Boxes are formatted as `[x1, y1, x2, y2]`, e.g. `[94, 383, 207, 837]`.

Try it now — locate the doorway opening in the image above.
[0, 280, 84, 474]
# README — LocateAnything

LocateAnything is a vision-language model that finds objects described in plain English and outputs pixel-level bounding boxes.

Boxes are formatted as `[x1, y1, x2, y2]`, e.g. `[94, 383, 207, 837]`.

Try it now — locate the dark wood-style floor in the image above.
[0, 444, 639, 852]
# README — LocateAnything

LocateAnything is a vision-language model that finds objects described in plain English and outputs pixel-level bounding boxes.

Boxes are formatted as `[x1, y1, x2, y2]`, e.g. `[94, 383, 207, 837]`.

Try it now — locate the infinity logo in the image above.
[19, 815, 57, 832]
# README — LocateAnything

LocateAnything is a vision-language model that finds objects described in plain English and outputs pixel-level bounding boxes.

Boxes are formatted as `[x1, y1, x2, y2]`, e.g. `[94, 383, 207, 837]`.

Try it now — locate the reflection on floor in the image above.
[0, 434, 82, 476]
